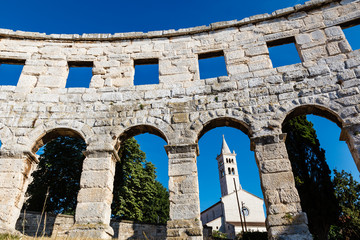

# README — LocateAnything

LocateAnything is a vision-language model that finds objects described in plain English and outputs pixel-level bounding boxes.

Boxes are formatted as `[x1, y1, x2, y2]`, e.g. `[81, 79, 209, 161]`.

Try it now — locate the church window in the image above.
[232, 168, 235, 175]
[242, 207, 250, 217]
[228, 168, 231, 174]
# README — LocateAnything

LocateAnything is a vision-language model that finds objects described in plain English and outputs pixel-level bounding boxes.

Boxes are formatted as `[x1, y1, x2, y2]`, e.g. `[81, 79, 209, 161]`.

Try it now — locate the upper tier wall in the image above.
[0, 0, 352, 41]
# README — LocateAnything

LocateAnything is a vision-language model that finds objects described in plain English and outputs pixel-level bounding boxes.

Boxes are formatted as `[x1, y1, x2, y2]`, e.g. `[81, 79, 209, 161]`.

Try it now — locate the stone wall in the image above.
[111, 221, 166, 240]
[15, 212, 167, 240]
[0, 0, 359, 239]
[15, 211, 75, 237]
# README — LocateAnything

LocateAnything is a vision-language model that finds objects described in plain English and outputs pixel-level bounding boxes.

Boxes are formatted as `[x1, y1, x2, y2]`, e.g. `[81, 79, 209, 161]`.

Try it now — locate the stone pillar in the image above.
[165, 144, 202, 240]
[340, 124, 360, 172]
[69, 147, 117, 239]
[251, 134, 312, 240]
[0, 150, 37, 234]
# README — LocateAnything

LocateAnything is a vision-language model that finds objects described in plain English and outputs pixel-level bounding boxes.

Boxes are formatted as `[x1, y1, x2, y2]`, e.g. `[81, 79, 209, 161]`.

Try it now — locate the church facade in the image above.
[200, 136, 266, 239]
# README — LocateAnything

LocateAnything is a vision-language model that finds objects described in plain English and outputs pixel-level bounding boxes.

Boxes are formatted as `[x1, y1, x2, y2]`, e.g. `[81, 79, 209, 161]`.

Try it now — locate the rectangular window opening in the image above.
[66, 61, 93, 88]
[134, 58, 159, 85]
[341, 22, 360, 51]
[0, 59, 25, 86]
[198, 51, 227, 79]
[267, 37, 301, 68]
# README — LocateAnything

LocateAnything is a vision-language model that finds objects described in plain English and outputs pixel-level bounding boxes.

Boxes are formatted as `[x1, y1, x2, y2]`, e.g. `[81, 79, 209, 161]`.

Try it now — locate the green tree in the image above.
[25, 136, 86, 214]
[111, 137, 169, 224]
[283, 115, 339, 240]
[329, 170, 360, 240]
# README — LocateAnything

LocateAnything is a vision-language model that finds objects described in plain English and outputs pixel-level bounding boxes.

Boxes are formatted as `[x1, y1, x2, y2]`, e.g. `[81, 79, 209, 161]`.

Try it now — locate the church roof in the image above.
[221, 135, 231, 154]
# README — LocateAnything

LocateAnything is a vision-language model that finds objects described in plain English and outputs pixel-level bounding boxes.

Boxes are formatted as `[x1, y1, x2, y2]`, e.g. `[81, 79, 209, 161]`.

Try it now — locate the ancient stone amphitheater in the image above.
[0, 0, 359, 239]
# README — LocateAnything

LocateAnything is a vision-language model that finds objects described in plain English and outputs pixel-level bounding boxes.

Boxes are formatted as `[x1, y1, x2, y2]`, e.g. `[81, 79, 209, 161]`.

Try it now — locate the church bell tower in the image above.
[216, 135, 241, 197]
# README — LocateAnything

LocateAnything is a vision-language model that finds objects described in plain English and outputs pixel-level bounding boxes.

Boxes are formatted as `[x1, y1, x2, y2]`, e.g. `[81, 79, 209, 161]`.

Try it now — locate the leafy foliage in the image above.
[25, 136, 86, 214]
[283, 115, 339, 240]
[212, 230, 228, 239]
[328, 170, 360, 240]
[236, 231, 268, 240]
[111, 137, 169, 224]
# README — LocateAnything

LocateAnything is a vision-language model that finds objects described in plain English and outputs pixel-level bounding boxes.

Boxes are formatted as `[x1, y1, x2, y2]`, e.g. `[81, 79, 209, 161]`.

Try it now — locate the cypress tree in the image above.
[283, 115, 339, 240]
[111, 137, 169, 224]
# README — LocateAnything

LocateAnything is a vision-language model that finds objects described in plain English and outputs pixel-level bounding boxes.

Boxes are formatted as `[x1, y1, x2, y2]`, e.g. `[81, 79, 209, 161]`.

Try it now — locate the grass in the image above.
[0, 235, 111, 240]
[0, 234, 20, 240]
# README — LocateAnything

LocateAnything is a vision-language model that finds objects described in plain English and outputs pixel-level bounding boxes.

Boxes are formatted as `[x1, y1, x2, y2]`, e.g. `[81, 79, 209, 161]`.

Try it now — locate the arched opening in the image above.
[16, 128, 86, 237]
[282, 105, 360, 240]
[111, 125, 169, 239]
[197, 118, 266, 239]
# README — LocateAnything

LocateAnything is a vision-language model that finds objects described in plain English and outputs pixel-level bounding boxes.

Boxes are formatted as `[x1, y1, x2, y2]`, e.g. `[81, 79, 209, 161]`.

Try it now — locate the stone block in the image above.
[326, 41, 342, 55]
[264, 190, 280, 205]
[245, 45, 268, 57]
[261, 172, 296, 191]
[339, 39, 352, 52]
[267, 212, 308, 226]
[77, 188, 113, 204]
[172, 113, 189, 123]
[170, 204, 200, 220]
[268, 203, 301, 215]
[295, 34, 312, 45]
[37, 75, 67, 88]
[144, 89, 171, 100]
[80, 170, 114, 189]
[82, 157, 115, 172]
[260, 159, 292, 173]
[248, 59, 272, 72]
[0, 159, 26, 173]
[75, 202, 111, 224]
[100, 92, 123, 102]
[279, 188, 301, 204]
[268, 224, 312, 238]
[300, 46, 328, 61]
[0, 172, 24, 189]
[283, 69, 309, 82]
[169, 162, 197, 176]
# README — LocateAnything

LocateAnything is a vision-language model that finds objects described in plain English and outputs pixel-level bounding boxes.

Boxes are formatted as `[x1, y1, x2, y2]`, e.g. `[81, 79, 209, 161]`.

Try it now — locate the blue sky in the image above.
[0, 0, 359, 213]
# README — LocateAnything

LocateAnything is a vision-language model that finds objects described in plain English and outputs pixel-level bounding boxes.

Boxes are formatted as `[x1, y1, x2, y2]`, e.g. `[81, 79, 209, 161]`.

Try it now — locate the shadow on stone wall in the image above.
[15, 211, 74, 237]
[15, 211, 167, 239]
[110, 220, 166, 240]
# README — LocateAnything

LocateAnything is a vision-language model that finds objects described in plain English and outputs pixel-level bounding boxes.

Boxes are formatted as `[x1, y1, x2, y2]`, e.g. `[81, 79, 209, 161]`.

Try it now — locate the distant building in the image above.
[200, 136, 266, 239]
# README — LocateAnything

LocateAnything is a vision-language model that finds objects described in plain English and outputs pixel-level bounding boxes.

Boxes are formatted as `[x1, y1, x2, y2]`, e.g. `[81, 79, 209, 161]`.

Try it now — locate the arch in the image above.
[31, 128, 86, 154]
[27, 120, 93, 154]
[197, 117, 252, 142]
[281, 104, 343, 128]
[118, 124, 168, 142]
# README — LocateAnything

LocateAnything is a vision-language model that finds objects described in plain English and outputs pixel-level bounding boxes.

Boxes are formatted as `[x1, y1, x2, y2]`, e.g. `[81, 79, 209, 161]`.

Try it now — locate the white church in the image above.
[200, 136, 266, 239]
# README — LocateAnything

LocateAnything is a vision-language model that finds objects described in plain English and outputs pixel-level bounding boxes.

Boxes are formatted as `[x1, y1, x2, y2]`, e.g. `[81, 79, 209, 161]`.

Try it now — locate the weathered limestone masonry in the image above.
[0, 0, 359, 239]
